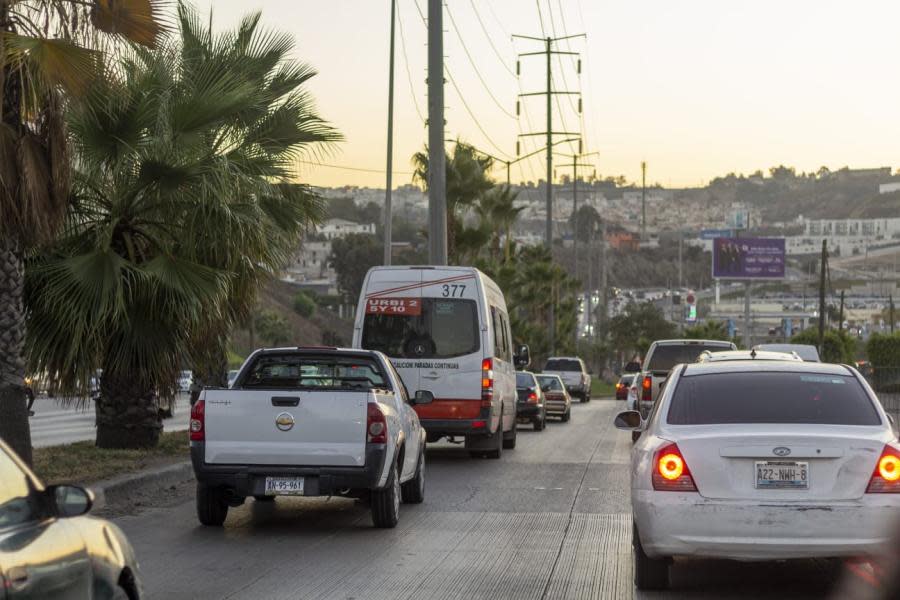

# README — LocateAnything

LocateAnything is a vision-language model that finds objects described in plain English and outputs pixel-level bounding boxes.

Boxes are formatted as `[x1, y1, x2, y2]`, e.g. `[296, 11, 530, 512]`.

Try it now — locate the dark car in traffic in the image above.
[516, 371, 546, 431]
[0, 440, 143, 599]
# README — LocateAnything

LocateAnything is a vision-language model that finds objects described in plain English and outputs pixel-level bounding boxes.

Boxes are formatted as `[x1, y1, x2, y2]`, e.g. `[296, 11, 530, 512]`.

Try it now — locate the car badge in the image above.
[275, 412, 295, 431]
[772, 446, 791, 457]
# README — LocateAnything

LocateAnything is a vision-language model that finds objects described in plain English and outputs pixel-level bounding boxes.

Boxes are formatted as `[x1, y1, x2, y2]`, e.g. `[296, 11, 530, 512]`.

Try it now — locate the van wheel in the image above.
[371, 461, 401, 528]
[634, 524, 669, 590]
[196, 483, 228, 526]
[485, 425, 503, 459]
[401, 450, 425, 504]
[502, 422, 517, 449]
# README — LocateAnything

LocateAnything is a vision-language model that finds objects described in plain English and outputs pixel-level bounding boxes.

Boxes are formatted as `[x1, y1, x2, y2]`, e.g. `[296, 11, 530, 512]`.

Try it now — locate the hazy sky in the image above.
[192, 1, 900, 189]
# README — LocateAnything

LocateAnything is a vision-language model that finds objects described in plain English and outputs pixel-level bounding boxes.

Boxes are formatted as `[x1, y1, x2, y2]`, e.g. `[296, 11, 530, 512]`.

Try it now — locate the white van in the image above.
[353, 266, 526, 458]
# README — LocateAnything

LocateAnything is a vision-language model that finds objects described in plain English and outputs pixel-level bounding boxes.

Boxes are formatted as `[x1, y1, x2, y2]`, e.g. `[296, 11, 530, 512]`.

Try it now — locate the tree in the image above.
[330, 233, 380, 304]
[791, 328, 855, 364]
[292, 292, 316, 318]
[684, 321, 732, 342]
[0, 0, 164, 463]
[608, 302, 677, 359]
[569, 204, 601, 244]
[255, 309, 291, 347]
[25, 4, 337, 449]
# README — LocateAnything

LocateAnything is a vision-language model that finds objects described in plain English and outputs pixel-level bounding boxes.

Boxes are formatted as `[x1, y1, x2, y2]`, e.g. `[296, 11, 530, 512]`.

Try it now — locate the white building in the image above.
[783, 217, 900, 256]
[284, 240, 334, 283]
[319, 218, 376, 240]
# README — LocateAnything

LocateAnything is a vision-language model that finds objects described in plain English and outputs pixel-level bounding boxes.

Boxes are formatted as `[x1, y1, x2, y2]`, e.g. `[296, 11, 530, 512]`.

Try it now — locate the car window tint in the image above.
[537, 376, 563, 391]
[647, 345, 732, 371]
[544, 359, 581, 371]
[667, 372, 881, 425]
[516, 372, 534, 388]
[0, 447, 40, 528]
[362, 299, 480, 359]
[241, 355, 388, 391]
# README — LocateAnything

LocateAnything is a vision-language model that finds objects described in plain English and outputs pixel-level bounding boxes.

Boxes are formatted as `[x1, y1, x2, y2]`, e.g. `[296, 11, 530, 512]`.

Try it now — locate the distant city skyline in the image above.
[194, 1, 900, 189]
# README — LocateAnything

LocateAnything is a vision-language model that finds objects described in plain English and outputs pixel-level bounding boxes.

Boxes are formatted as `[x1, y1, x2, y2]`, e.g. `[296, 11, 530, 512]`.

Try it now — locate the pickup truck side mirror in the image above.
[514, 344, 531, 369]
[413, 390, 434, 405]
[613, 410, 643, 431]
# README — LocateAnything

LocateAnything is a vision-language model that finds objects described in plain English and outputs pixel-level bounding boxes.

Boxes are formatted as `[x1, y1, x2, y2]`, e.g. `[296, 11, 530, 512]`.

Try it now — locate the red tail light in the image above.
[528, 391, 538, 403]
[866, 444, 900, 493]
[367, 403, 388, 444]
[616, 383, 624, 390]
[190, 400, 205, 442]
[652, 443, 697, 492]
[481, 358, 494, 406]
[641, 375, 652, 402]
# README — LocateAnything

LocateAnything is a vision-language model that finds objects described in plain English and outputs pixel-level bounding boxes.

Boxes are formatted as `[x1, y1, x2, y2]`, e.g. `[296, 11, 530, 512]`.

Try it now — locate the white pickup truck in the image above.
[190, 347, 431, 529]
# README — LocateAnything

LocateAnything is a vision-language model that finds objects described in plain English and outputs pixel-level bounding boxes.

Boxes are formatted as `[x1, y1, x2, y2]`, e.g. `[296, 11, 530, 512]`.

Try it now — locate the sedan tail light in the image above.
[652, 443, 697, 492]
[866, 444, 900, 493]
[641, 375, 652, 402]
[367, 403, 388, 444]
[527, 390, 538, 403]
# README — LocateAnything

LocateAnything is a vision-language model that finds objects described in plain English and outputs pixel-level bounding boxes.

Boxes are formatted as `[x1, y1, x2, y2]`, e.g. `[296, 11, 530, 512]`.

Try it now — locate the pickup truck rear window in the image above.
[667, 372, 880, 425]
[544, 359, 581, 372]
[240, 354, 389, 391]
[646, 344, 731, 371]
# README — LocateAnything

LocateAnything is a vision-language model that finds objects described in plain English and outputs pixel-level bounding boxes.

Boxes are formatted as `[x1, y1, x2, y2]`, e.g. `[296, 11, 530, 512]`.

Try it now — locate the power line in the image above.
[297, 159, 414, 175]
[535, 0, 546, 36]
[468, 0, 515, 77]
[445, 2, 515, 119]
[397, 0, 425, 123]
[552, 0, 582, 127]
[445, 67, 511, 158]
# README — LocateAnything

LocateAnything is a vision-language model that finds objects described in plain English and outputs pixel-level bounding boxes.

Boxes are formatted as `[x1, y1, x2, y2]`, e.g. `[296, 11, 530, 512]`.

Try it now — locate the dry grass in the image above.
[32, 430, 189, 485]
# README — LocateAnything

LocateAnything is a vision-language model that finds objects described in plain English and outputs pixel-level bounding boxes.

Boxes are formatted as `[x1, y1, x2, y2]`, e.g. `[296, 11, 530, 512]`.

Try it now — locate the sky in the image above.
[191, 1, 900, 189]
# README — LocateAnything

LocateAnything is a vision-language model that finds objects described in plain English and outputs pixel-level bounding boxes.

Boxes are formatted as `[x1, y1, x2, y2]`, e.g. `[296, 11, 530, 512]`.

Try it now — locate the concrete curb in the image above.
[89, 460, 193, 510]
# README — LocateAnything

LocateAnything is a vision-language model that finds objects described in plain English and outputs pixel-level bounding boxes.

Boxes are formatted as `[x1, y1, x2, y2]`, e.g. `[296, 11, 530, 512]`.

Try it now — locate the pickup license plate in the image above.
[265, 476, 305, 496]
[755, 461, 808, 489]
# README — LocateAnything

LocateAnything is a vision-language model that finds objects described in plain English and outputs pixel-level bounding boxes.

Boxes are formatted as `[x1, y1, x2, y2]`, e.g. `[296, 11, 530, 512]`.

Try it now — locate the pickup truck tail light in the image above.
[190, 400, 205, 442]
[481, 358, 493, 407]
[641, 375, 652, 402]
[652, 443, 697, 492]
[867, 444, 900, 493]
[367, 403, 388, 444]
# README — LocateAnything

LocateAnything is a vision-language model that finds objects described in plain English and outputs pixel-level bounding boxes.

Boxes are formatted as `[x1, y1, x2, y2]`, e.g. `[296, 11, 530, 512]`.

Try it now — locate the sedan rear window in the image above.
[667, 372, 881, 426]
[536, 376, 563, 391]
[516, 372, 535, 388]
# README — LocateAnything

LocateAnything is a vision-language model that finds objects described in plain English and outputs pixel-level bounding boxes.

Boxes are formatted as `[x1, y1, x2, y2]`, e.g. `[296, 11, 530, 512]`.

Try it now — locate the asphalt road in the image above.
[29, 394, 190, 448]
[116, 399, 844, 599]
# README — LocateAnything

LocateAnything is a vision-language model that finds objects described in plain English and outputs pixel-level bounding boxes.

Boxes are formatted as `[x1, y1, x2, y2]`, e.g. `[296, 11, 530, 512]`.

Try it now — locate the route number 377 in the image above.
[442, 284, 466, 297]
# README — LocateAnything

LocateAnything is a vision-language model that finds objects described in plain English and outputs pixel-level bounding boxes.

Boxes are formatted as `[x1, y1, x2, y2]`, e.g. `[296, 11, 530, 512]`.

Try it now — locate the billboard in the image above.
[713, 238, 785, 279]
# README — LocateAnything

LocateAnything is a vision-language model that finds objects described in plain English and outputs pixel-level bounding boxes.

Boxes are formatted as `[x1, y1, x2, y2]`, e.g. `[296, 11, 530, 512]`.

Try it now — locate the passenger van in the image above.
[353, 266, 525, 458]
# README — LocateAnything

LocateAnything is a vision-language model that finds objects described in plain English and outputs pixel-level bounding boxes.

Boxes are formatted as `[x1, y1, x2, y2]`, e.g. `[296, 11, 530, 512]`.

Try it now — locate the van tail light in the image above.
[866, 444, 900, 493]
[481, 358, 493, 406]
[652, 443, 697, 492]
[190, 400, 205, 442]
[367, 403, 388, 444]
[641, 375, 652, 402]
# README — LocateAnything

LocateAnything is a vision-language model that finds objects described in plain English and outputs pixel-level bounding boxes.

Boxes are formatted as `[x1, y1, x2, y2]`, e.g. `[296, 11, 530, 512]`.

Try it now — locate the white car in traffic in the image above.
[615, 359, 900, 590]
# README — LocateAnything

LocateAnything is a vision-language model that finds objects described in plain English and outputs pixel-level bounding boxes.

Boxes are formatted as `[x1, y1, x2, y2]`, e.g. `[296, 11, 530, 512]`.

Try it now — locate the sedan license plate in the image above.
[755, 461, 808, 489]
[264, 476, 304, 496]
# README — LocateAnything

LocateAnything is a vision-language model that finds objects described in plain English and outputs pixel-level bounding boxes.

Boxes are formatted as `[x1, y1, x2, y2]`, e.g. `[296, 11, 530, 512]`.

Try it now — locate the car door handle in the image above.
[7, 566, 28, 590]
[271, 397, 300, 407]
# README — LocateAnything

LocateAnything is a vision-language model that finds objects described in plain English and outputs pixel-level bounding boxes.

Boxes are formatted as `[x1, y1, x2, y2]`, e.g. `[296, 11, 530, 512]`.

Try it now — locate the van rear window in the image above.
[667, 371, 880, 425]
[240, 354, 388, 391]
[362, 298, 480, 359]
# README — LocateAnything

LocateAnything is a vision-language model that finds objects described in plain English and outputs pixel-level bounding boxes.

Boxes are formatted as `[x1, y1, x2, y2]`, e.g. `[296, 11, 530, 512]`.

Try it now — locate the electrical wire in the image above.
[553, 0, 583, 138]
[297, 159, 414, 175]
[576, 0, 603, 156]
[445, 2, 515, 119]
[468, 0, 515, 77]
[397, 0, 425, 124]
[445, 67, 511, 158]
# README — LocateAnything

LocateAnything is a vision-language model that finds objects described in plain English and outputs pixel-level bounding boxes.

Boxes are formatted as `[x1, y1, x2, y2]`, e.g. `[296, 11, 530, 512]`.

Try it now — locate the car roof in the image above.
[545, 356, 583, 361]
[682, 360, 853, 377]
[652, 339, 735, 347]
[696, 350, 803, 363]
[753, 343, 821, 361]
[536, 373, 563, 380]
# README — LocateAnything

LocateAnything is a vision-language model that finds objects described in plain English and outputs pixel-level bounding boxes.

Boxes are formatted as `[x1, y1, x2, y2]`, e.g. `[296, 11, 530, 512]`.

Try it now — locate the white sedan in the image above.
[615, 359, 900, 590]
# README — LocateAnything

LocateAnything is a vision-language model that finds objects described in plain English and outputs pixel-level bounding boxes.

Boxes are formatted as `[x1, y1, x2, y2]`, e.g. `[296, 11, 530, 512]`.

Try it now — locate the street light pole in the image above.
[427, 0, 447, 265]
[383, 0, 396, 266]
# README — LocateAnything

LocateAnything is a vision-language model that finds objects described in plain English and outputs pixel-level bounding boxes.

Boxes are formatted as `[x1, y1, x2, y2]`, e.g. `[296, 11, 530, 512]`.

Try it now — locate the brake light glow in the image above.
[481, 358, 494, 405]
[472, 419, 487, 429]
[867, 445, 900, 493]
[528, 391, 538, 403]
[652, 443, 697, 492]
[189, 400, 205, 442]
[641, 375, 652, 402]
[367, 403, 388, 444]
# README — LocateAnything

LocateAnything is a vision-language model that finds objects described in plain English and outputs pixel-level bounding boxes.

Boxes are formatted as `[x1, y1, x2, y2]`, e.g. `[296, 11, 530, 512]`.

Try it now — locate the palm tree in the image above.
[0, 1, 163, 463]
[25, 5, 338, 449]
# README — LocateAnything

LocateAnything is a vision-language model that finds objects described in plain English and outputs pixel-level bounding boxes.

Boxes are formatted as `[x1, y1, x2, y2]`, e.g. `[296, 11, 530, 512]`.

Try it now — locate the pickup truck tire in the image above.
[401, 451, 425, 504]
[502, 422, 517, 449]
[371, 461, 401, 528]
[196, 483, 228, 526]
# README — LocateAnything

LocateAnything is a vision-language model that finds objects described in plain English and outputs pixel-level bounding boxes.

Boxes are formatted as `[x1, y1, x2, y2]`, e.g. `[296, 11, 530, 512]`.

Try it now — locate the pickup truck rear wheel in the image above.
[401, 450, 425, 504]
[196, 483, 228, 526]
[371, 461, 401, 528]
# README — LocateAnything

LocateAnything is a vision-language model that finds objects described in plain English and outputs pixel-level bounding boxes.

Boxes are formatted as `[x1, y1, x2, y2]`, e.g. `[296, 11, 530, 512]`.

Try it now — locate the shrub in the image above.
[292, 292, 316, 318]
[790, 328, 855, 364]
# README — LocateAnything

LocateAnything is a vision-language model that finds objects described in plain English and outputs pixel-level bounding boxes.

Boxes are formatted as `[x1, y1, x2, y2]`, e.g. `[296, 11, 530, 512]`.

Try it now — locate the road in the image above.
[30, 394, 190, 448]
[116, 399, 841, 599]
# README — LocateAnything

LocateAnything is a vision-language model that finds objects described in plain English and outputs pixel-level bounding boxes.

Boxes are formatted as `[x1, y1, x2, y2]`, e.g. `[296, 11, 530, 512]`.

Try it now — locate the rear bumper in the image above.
[633, 490, 900, 561]
[419, 418, 492, 437]
[545, 400, 568, 415]
[190, 443, 389, 496]
[516, 402, 544, 419]
[565, 383, 586, 394]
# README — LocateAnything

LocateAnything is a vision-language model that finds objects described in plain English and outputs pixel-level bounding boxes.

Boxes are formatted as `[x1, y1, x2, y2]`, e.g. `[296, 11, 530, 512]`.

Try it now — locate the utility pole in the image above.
[383, 0, 396, 266]
[838, 290, 845, 334]
[514, 32, 584, 355]
[890, 295, 895, 334]
[818, 240, 827, 355]
[600, 219, 608, 346]
[677, 232, 683, 289]
[641, 161, 647, 241]
[427, 0, 447, 265]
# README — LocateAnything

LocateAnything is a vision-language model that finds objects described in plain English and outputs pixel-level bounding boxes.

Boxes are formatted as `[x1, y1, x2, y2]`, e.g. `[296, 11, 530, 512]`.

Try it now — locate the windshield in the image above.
[544, 359, 581, 372]
[668, 371, 880, 425]
[240, 354, 388, 391]
[537, 375, 563, 391]
[362, 298, 480, 359]
[647, 344, 732, 371]
[516, 372, 535, 388]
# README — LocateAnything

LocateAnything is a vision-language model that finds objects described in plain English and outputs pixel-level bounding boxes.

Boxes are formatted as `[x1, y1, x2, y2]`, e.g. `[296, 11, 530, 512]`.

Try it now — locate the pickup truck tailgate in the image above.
[203, 390, 368, 467]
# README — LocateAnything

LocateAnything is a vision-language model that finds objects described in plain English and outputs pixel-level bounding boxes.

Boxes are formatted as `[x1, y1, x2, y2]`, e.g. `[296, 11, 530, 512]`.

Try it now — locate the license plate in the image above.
[755, 461, 808, 489]
[264, 476, 304, 496]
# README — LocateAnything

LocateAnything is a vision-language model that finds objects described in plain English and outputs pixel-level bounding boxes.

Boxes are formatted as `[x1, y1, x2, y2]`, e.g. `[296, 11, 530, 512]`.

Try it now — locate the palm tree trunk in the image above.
[0, 239, 32, 463]
[95, 371, 161, 449]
